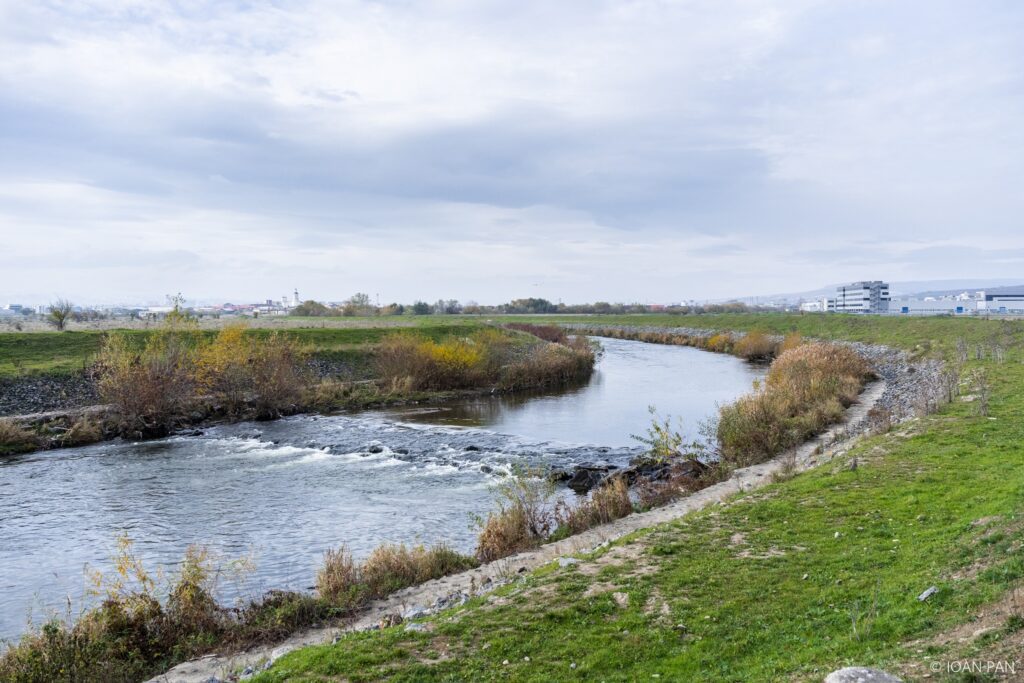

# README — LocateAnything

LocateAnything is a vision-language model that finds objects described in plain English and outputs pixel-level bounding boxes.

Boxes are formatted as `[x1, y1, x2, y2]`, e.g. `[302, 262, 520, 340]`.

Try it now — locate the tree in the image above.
[411, 301, 432, 315]
[47, 298, 74, 331]
[342, 292, 375, 316]
[292, 300, 332, 316]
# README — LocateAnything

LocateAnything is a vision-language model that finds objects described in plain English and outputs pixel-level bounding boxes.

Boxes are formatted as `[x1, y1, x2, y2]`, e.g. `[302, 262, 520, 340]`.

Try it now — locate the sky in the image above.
[1, 1, 1023, 306]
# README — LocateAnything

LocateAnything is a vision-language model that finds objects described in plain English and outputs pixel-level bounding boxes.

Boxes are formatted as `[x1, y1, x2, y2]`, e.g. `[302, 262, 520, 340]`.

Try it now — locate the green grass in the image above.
[253, 315, 1024, 682]
[0, 323, 483, 379]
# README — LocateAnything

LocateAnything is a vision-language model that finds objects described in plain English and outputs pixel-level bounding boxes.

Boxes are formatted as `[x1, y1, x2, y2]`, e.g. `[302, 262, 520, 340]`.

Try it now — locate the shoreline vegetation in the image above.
[0, 320, 596, 456]
[0, 321, 882, 682]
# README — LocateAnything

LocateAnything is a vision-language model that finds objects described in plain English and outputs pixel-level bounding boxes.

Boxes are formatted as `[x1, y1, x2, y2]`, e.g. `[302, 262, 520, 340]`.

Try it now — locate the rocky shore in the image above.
[0, 371, 99, 416]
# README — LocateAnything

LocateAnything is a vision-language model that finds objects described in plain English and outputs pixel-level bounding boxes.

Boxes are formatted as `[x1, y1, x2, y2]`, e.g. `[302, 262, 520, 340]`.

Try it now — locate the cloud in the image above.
[1, 1, 1022, 304]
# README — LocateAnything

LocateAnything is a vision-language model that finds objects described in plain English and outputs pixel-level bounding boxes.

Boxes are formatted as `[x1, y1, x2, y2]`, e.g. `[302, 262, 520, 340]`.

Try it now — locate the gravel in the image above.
[0, 372, 99, 417]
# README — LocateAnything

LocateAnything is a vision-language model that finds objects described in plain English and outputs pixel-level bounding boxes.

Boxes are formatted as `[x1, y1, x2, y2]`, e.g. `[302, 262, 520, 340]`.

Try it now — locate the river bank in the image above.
[0, 325, 596, 456]
[225, 315, 1020, 683]
[153, 379, 889, 682]
[146, 332, 936, 682]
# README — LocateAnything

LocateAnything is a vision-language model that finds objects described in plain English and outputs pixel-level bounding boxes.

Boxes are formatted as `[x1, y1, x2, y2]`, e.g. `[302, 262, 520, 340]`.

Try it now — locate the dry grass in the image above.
[0, 418, 39, 455]
[475, 474, 556, 562]
[61, 415, 104, 447]
[716, 342, 873, 469]
[0, 536, 474, 682]
[361, 544, 475, 599]
[732, 330, 778, 361]
[315, 546, 363, 609]
[556, 479, 633, 535]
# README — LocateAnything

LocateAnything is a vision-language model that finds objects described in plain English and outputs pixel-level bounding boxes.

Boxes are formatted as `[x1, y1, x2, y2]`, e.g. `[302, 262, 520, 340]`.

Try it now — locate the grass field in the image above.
[251, 314, 1024, 682]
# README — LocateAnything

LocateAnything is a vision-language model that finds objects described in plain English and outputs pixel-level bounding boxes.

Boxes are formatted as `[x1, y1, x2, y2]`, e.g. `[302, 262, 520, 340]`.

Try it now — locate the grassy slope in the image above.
[0, 321, 481, 379]
[255, 315, 1024, 682]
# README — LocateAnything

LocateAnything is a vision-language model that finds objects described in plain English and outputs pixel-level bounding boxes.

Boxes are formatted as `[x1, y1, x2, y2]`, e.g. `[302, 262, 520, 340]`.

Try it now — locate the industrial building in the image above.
[833, 281, 891, 314]
[978, 292, 1024, 314]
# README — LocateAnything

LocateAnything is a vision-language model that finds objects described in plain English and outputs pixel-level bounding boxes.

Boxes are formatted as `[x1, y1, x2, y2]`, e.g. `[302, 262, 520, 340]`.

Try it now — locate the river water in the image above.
[0, 338, 762, 642]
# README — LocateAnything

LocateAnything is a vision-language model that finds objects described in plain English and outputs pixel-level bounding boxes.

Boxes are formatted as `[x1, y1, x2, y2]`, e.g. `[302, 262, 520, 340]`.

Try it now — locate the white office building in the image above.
[834, 281, 891, 314]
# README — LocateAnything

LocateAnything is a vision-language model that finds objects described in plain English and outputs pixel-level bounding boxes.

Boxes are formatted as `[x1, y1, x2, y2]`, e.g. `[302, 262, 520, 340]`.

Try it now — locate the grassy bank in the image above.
[0, 322, 480, 379]
[249, 314, 1023, 682]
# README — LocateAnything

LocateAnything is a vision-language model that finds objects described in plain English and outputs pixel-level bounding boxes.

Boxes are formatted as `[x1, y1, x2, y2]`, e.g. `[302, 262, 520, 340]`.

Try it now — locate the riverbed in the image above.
[0, 338, 763, 642]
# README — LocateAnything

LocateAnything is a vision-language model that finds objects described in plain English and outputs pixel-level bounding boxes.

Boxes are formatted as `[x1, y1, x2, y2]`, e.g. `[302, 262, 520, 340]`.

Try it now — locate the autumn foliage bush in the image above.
[97, 328, 200, 437]
[98, 322, 310, 435]
[375, 329, 593, 393]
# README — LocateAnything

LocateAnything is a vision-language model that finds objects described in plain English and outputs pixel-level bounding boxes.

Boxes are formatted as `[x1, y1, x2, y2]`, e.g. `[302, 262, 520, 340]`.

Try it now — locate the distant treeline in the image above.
[294, 295, 762, 317]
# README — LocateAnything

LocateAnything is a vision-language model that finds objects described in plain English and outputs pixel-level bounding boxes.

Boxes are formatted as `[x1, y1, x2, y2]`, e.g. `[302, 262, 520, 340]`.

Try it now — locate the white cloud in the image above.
[1, 1, 1022, 304]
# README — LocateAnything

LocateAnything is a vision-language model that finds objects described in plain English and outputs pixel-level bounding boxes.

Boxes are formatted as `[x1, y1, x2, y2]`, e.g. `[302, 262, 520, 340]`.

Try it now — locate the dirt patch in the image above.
[896, 585, 1024, 681]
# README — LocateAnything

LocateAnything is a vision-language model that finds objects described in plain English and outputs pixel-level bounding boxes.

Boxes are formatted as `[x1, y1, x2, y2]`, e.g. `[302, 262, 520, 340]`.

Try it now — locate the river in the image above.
[0, 337, 763, 642]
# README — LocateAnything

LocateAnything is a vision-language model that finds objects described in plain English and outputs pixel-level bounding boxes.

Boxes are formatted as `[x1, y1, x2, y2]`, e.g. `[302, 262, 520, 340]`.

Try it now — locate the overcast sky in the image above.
[2, 1, 1023, 305]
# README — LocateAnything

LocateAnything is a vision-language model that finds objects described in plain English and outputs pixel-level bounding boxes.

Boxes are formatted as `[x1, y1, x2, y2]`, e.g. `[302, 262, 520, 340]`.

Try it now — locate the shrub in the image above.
[498, 343, 594, 391]
[375, 330, 594, 393]
[475, 473, 556, 562]
[732, 331, 777, 361]
[0, 419, 40, 455]
[247, 333, 309, 419]
[556, 479, 633, 534]
[779, 332, 804, 354]
[196, 324, 252, 415]
[97, 330, 199, 437]
[716, 342, 873, 469]
[705, 333, 733, 353]
[374, 334, 486, 390]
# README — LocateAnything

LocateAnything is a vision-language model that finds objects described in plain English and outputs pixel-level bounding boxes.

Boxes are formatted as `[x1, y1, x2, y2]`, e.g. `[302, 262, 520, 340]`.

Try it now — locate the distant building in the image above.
[799, 296, 834, 313]
[896, 299, 974, 315]
[979, 292, 1024, 313]
[834, 281, 890, 314]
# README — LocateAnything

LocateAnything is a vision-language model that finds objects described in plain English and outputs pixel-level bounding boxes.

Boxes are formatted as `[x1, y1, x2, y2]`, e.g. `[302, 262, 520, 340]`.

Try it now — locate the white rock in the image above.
[824, 667, 902, 683]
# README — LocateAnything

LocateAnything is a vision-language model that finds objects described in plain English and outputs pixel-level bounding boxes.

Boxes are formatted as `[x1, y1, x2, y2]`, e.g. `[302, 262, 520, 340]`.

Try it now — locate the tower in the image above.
[293, 289, 299, 306]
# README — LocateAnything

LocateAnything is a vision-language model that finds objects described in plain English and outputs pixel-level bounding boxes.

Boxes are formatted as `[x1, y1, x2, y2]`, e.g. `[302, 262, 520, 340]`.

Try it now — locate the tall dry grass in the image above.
[1, 535, 476, 682]
[555, 479, 633, 535]
[716, 342, 872, 469]
[0, 419, 40, 455]
[732, 331, 778, 361]
[474, 473, 556, 562]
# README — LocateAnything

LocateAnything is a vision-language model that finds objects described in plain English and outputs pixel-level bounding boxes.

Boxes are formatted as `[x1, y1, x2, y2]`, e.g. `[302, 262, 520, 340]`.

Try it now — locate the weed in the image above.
[555, 479, 633, 535]
[475, 472, 557, 562]
[0, 419, 40, 455]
